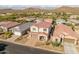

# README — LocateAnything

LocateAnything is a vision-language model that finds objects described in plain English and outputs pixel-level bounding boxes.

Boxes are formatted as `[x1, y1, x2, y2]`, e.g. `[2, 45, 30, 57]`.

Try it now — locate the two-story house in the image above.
[30, 21, 52, 41]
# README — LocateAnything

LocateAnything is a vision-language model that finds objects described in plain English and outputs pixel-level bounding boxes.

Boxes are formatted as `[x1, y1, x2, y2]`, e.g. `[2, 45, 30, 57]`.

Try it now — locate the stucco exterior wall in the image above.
[38, 34, 48, 41]
[31, 33, 38, 40]
[30, 26, 38, 32]
[30, 24, 52, 41]
[51, 35, 77, 44]
[30, 26, 51, 34]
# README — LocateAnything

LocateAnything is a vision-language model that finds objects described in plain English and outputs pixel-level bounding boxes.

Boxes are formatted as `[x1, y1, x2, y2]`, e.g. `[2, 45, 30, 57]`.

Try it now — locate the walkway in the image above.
[64, 42, 78, 54]
[7, 35, 20, 42]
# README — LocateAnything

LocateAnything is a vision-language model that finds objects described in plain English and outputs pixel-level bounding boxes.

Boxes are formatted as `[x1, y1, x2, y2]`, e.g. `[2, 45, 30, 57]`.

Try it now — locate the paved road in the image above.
[64, 42, 78, 54]
[0, 41, 60, 54]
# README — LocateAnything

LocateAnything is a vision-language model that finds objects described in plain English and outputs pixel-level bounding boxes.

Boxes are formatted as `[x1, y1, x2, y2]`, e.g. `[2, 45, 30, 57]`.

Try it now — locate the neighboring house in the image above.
[12, 22, 33, 36]
[69, 15, 79, 19]
[68, 19, 79, 25]
[34, 19, 42, 23]
[34, 18, 53, 24]
[30, 21, 52, 41]
[0, 21, 20, 32]
[25, 17, 35, 22]
[56, 19, 66, 24]
[51, 24, 79, 45]
[34, 18, 43, 23]
[44, 19, 53, 23]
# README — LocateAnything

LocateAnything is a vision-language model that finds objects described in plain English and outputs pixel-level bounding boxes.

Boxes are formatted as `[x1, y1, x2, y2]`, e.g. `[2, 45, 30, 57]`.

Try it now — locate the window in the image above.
[43, 28, 47, 31]
[33, 28, 36, 31]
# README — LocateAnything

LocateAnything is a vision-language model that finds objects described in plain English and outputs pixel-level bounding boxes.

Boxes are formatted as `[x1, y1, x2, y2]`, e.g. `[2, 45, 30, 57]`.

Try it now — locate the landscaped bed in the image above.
[35, 41, 64, 53]
[15, 37, 29, 44]
[15, 34, 29, 44]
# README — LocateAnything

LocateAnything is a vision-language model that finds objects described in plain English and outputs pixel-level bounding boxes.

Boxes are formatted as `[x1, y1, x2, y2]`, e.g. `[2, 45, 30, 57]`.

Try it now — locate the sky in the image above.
[0, 5, 61, 9]
[0, 0, 79, 5]
[0, 5, 79, 9]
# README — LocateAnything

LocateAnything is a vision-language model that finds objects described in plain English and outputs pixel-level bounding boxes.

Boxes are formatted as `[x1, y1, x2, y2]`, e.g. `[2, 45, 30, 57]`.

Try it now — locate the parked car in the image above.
[0, 43, 8, 51]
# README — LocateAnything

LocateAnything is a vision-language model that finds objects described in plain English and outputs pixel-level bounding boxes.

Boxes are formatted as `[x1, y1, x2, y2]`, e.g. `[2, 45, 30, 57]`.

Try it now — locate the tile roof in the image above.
[33, 21, 51, 28]
[44, 19, 52, 23]
[52, 24, 79, 39]
[0, 21, 20, 29]
[13, 22, 33, 32]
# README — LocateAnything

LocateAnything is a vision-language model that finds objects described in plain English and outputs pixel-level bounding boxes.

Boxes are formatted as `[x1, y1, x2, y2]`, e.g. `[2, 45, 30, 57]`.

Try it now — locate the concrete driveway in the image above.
[64, 42, 78, 54]
[7, 35, 20, 42]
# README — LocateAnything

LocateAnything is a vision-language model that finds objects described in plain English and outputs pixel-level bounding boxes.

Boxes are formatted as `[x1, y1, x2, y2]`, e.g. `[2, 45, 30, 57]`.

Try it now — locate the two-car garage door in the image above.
[13, 31, 22, 36]
[64, 38, 75, 44]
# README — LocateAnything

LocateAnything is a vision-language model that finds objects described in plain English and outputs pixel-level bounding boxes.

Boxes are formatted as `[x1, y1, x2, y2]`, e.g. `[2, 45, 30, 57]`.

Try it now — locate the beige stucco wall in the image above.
[38, 34, 48, 41]
[30, 25, 52, 41]
[51, 35, 77, 44]
[30, 25, 50, 34]
[39, 28, 48, 33]
[30, 26, 38, 32]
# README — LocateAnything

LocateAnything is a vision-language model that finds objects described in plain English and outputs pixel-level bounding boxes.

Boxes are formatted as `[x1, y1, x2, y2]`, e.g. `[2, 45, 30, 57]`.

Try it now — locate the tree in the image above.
[62, 15, 68, 21]
[61, 12, 69, 21]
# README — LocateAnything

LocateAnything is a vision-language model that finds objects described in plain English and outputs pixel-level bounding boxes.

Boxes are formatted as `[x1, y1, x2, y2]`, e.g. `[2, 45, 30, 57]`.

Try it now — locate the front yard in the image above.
[15, 35, 64, 53]
[35, 41, 64, 53]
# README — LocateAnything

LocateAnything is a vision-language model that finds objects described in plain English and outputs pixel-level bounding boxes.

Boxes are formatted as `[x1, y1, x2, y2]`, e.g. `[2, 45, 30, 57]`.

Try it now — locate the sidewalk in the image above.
[64, 42, 78, 54]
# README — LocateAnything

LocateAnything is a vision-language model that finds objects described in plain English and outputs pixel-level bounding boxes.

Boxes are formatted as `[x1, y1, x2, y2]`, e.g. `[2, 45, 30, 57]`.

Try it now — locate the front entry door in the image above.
[39, 36, 46, 41]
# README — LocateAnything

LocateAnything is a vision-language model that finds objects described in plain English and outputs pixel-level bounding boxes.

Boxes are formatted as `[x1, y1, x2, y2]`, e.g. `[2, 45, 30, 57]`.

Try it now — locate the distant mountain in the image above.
[52, 6, 79, 14]
[0, 6, 79, 14]
[0, 9, 14, 13]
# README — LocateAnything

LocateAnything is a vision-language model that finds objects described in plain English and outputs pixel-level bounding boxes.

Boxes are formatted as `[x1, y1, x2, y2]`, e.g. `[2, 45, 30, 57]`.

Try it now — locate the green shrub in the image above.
[51, 39, 62, 47]
[4, 31, 12, 39]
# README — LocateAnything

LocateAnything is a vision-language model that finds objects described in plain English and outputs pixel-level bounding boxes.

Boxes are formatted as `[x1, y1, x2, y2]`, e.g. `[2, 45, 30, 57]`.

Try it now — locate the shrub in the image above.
[51, 39, 62, 47]
[45, 41, 50, 45]
[4, 31, 12, 39]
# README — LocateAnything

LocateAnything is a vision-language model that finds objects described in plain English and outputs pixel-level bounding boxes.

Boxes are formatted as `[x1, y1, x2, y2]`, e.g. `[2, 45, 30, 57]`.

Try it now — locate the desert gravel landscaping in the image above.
[15, 35, 64, 53]
[35, 41, 64, 53]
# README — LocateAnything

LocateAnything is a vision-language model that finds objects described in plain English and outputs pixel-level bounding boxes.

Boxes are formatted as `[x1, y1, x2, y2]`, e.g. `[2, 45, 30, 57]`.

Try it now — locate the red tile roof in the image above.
[53, 24, 79, 39]
[33, 21, 51, 28]
[0, 21, 20, 29]
[44, 19, 52, 23]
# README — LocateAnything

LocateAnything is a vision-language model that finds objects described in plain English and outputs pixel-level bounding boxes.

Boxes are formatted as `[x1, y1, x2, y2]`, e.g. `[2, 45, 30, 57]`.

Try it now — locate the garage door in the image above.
[13, 32, 22, 36]
[64, 38, 75, 44]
